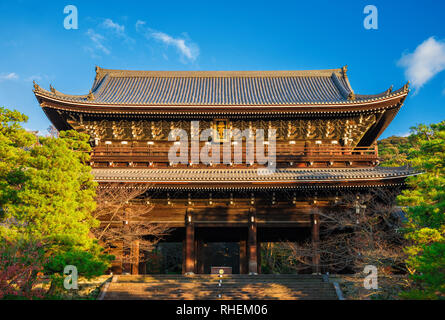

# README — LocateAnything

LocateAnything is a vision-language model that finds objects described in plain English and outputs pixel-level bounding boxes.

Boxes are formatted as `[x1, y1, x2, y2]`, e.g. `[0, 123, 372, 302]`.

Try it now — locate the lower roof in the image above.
[92, 166, 418, 189]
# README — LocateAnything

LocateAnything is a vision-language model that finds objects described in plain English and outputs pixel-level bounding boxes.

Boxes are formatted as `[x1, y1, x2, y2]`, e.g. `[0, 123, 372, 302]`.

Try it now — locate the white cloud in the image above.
[86, 28, 110, 56]
[135, 20, 146, 30]
[136, 20, 199, 63]
[85, 19, 133, 57]
[0, 73, 52, 84]
[25, 75, 42, 82]
[102, 18, 125, 36]
[0, 72, 19, 81]
[400, 131, 411, 138]
[151, 31, 198, 61]
[102, 18, 134, 45]
[398, 36, 445, 93]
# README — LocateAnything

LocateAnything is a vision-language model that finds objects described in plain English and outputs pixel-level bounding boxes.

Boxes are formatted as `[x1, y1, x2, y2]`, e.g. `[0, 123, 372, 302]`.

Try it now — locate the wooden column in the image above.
[122, 207, 131, 274]
[311, 212, 321, 274]
[196, 239, 204, 274]
[257, 241, 262, 274]
[111, 240, 124, 274]
[184, 209, 195, 275]
[248, 208, 258, 275]
[130, 240, 140, 275]
[200, 242, 206, 274]
[182, 238, 186, 274]
[194, 237, 198, 274]
[239, 239, 247, 274]
[139, 251, 146, 275]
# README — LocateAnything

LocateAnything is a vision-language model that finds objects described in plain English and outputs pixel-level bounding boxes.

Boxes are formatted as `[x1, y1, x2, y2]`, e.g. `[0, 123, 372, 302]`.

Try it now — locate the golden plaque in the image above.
[213, 119, 229, 142]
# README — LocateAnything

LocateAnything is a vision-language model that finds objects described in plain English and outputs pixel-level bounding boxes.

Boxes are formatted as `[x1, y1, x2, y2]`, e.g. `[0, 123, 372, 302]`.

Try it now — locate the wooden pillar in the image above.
[130, 240, 140, 275]
[122, 207, 131, 274]
[257, 241, 262, 274]
[239, 239, 247, 274]
[182, 237, 186, 274]
[194, 237, 198, 274]
[311, 212, 321, 274]
[111, 241, 124, 274]
[248, 208, 258, 275]
[139, 251, 146, 275]
[195, 238, 205, 274]
[184, 209, 195, 275]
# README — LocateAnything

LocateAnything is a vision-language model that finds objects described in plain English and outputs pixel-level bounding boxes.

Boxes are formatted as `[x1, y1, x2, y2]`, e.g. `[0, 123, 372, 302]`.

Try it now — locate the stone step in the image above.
[112, 280, 329, 285]
[116, 274, 323, 279]
[114, 275, 326, 283]
[101, 275, 338, 300]
[104, 291, 338, 298]
[108, 283, 334, 288]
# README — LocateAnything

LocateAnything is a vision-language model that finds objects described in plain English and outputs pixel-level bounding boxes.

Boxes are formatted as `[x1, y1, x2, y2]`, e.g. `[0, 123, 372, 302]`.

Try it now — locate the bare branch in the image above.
[91, 183, 171, 264]
[268, 188, 407, 274]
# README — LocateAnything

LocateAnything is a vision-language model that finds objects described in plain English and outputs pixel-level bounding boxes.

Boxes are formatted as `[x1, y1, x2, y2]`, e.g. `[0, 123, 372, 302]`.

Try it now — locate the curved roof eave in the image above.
[34, 87, 408, 110]
[32, 66, 409, 108]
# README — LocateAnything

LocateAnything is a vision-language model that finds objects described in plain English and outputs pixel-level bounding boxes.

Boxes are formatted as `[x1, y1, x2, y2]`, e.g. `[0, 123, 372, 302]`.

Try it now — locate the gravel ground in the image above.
[329, 274, 410, 300]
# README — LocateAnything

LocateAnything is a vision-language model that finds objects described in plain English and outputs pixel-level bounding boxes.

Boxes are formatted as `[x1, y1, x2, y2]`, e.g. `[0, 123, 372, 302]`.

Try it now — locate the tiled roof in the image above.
[92, 167, 418, 185]
[33, 66, 409, 107]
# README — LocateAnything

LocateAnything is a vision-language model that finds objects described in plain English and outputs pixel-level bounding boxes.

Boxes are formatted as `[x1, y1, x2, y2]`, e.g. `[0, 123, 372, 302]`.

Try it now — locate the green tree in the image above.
[0, 107, 36, 210]
[0, 107, 110, 282]
[378, 136, 411, 166]
[398, 121, 445, 299]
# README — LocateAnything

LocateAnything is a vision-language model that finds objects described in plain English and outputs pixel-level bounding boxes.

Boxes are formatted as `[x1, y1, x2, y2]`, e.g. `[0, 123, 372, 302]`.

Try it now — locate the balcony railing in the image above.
[90, 142, 378, 165]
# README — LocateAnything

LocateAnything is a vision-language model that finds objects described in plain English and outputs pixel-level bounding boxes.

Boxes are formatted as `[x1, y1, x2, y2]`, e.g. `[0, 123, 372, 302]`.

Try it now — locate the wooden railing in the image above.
[91, 142, 378, 164]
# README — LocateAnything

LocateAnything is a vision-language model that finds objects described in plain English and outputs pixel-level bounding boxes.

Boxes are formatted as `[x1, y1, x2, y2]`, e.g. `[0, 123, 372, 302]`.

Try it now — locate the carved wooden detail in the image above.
[67, 114, 376, 146]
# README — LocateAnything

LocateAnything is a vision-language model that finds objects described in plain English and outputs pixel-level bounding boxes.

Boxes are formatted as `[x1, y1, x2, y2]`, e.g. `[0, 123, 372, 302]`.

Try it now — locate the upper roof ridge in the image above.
[94, 66, 346, 80]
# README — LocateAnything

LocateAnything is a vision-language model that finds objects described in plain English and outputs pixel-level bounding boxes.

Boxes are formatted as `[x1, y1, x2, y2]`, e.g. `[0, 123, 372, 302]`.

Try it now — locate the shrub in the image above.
[0, 239, 46, 299]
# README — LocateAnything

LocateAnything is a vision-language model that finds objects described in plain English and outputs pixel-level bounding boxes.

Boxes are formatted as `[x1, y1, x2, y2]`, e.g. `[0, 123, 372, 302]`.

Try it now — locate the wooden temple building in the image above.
[33, 66, 415, 275]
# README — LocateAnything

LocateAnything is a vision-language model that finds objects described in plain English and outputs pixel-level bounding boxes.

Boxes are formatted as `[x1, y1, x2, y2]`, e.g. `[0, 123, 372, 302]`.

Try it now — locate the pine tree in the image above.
[0, 107, 111, 280]
[398, 121, 445, 299]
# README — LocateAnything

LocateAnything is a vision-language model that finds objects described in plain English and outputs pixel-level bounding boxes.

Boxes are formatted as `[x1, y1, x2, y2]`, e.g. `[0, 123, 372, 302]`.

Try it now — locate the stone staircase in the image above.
[100, 274, 339, 300]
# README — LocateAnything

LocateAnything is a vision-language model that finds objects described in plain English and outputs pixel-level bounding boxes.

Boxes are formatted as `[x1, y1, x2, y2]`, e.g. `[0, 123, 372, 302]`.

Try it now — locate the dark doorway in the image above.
[195, 227, 246, 274]
[145, 242, 183, 274]
[201, 242, 240, 274]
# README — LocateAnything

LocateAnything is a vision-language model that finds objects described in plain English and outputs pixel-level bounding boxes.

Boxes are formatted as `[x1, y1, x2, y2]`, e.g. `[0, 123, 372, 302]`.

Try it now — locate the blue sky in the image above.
[0, 0, 444, 138]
